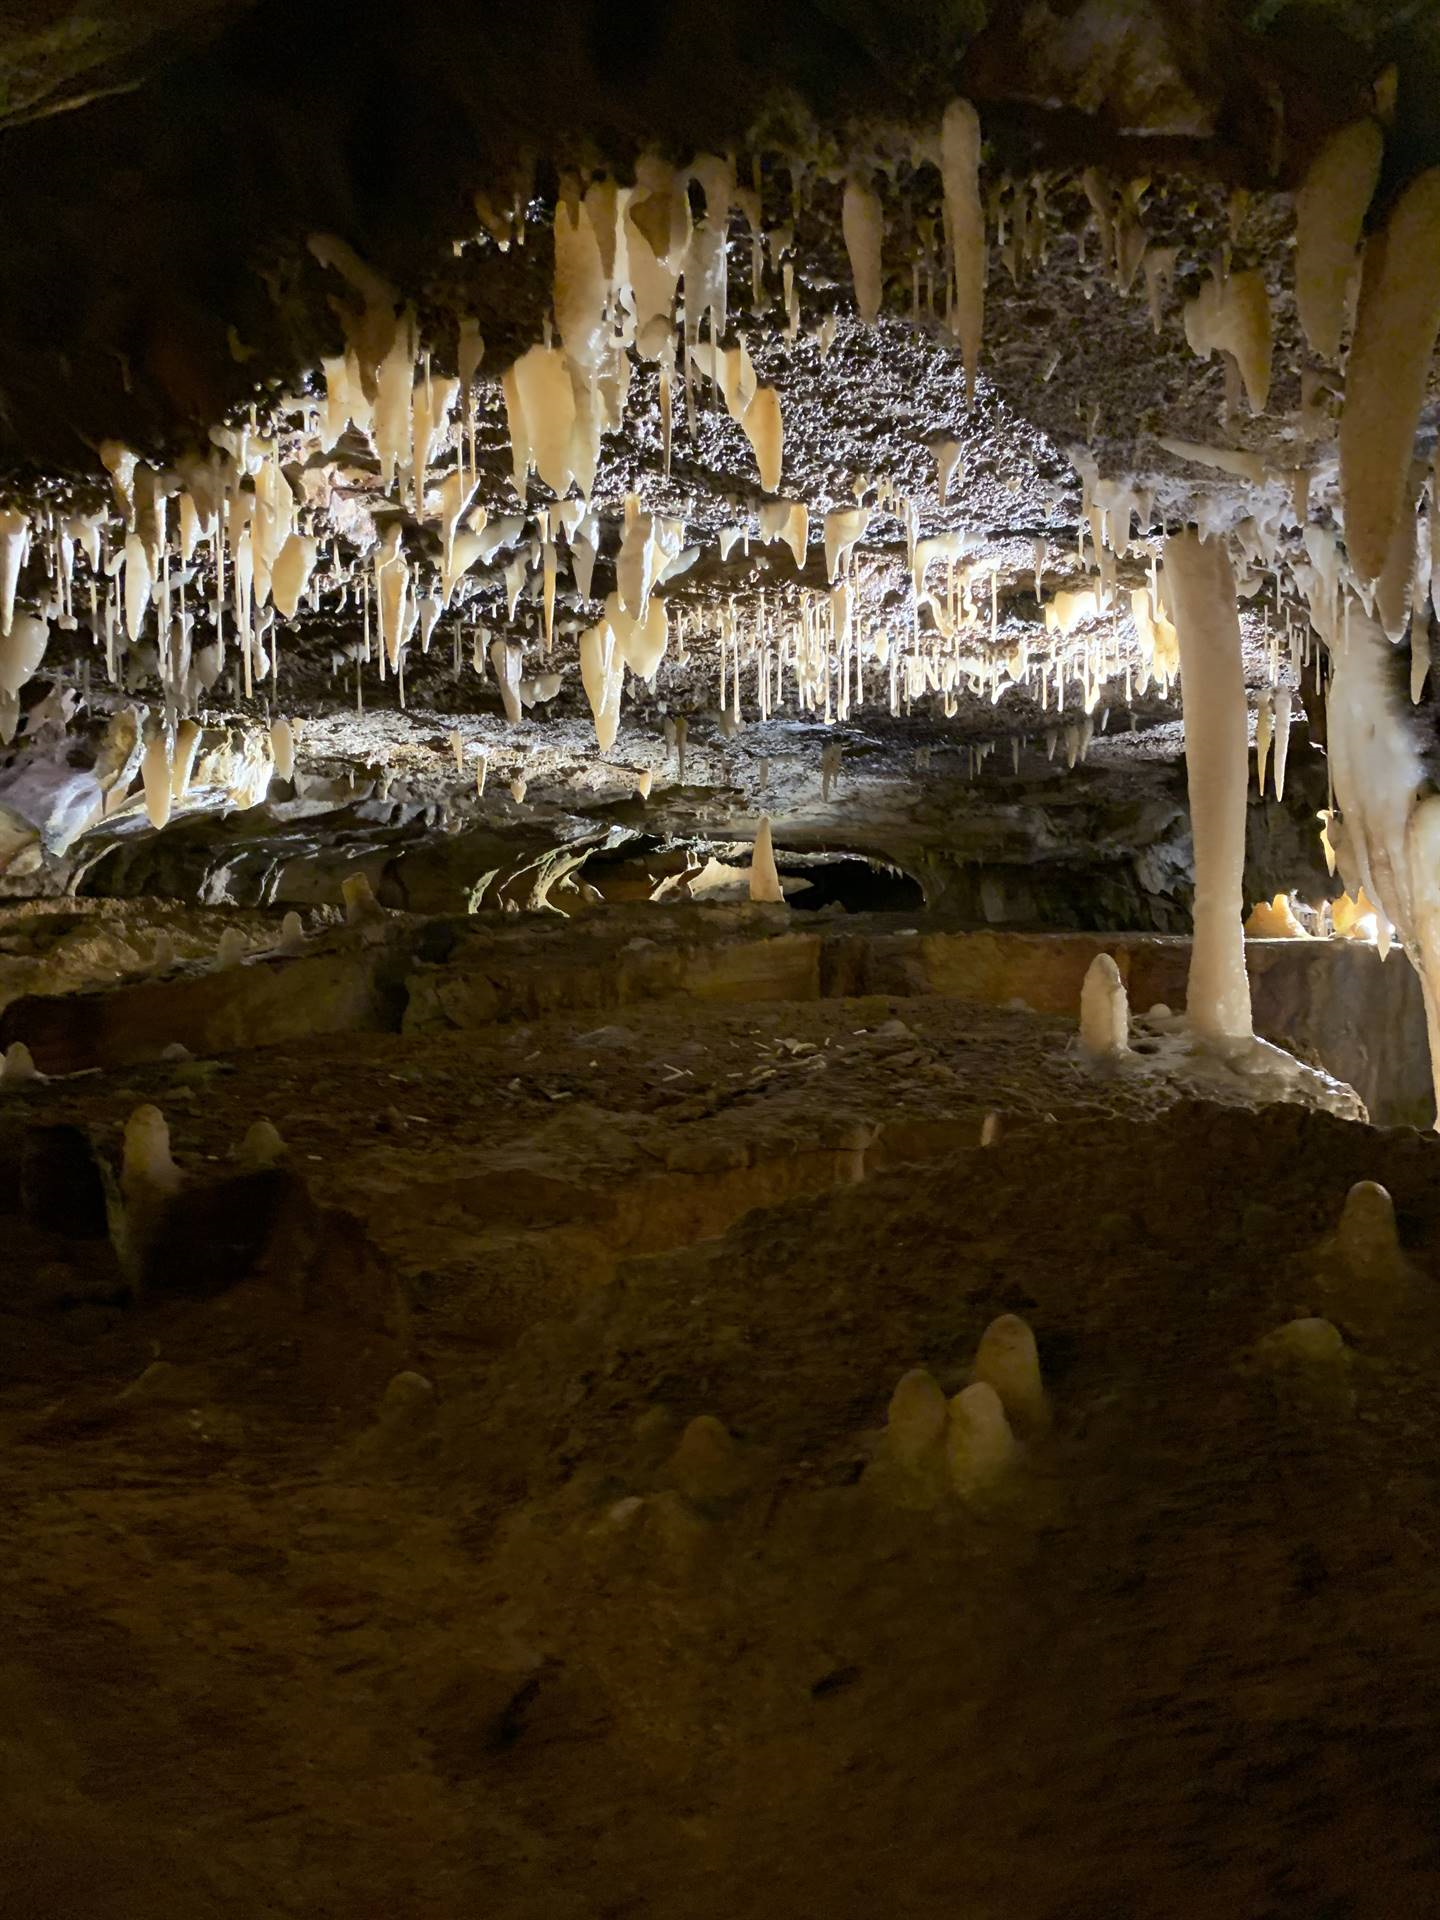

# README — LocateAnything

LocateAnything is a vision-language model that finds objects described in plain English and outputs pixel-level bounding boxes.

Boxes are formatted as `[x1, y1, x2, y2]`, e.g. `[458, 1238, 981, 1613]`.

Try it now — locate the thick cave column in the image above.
[1164, 530, 1253, 1045]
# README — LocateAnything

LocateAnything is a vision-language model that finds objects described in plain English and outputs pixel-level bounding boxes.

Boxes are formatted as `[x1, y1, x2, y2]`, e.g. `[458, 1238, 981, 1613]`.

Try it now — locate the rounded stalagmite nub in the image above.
[885, 1367, 947, 1471]
[122, 1103, 180, 1199]
[1079, 951, 1129, 1059]
[238, 1119, 287, 1172]
[669, 1413, 746, 1501]
[1337, 1180, 1399, 1269]
[946, 1382, 1016, 1500]
[0, 1039, 39, 1086]
[972, 1313, 1050, 1436]
[342, 872, 384, 925]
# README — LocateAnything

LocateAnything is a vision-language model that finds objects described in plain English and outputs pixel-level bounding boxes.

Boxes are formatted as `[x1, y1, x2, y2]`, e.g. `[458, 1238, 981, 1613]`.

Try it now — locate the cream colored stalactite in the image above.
[940, 98, 984, 403]
[842, 172, 884, 324]
[758, 499, 808, 570]
[580, 619, 623, 751]
[607, 591, 668, 681]
[742, 387, 783, 493]
[490, 636, 524, 725]
[1295, 119, 1383, 362]
[824, 507, 871, 584]
[271, 534, 318, 621]
[1182, 269, 1272, 414]
[410, 371, 459, 513]
[169, 717, 202, 800]
[934, 438, 963, 505]
[1326, 609, 1440, 1120]
[1340, 167, 1440, 583]
[509, 342, 581, 498]
[141, 728, 172, 830]
[1272, 687, 1292, 801]
[0, 612, 46, 700]
[1164, 531, 1253, 1044]
[372, 315, 417, 495]
[1374, 492, 1421, 641]
[99, 441, 139, 525]
[1255, 688, 1274, 794]
[122, 532, 152, 642]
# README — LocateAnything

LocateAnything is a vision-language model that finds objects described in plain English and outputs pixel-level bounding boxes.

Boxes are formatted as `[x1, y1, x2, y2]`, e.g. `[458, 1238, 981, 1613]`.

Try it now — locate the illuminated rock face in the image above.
[0, 4, 1429, 1129]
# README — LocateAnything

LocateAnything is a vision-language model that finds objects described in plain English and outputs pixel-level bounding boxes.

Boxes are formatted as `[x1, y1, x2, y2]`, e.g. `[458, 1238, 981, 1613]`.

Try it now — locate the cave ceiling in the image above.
[0, 0, 1433, 913]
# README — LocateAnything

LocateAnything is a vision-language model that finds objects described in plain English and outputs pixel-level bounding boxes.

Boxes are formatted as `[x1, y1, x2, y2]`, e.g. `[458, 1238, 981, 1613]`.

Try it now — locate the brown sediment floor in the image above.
[1, 960, 1437, 1917]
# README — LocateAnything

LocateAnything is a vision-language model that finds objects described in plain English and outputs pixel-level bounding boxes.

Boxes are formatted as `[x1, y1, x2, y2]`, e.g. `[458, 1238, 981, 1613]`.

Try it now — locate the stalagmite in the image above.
[842, 173, 884, 324]
[123, 1104, 180, 1201]
[239, 1119, 286, 1171]
[1336, 1180, 1403, 1283]
[1164, 532, 1253, 1043]
[277, 910, 306, 955]
[748, 816, 785, 903]
[271, 715, 295, 782]
[885, 1368, 947, 1470]
[216, 926, 247, 968]
[1079, 952, 1128, 1058]
[0, 1040, 39, 1086]
[1247, 894, 1307, 938]
[940, 98, 985, 402]
[1339, 167, 1440, 582]
[1295, 119, 1383, 362]
[343, 872, 384, 924]
[946, 1382, 1015, 1500]
[972, 1314, 1049, 1436]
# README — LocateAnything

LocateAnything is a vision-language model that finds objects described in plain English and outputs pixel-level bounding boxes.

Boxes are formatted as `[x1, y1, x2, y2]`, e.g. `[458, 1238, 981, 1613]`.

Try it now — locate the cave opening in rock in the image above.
[780, 851, 925, 912]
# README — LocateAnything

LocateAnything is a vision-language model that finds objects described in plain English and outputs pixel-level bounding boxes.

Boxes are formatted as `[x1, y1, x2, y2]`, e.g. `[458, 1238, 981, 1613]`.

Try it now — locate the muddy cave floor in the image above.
[4, 949, 1440, 1917]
